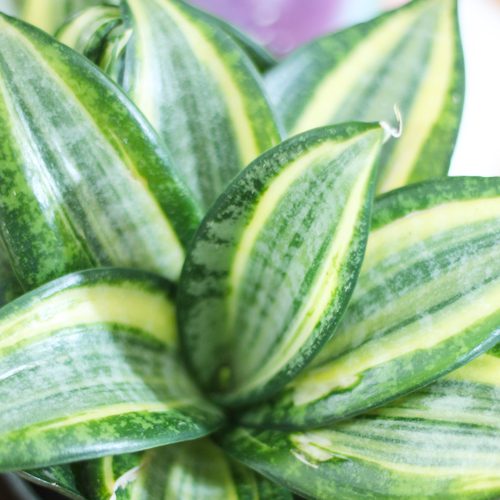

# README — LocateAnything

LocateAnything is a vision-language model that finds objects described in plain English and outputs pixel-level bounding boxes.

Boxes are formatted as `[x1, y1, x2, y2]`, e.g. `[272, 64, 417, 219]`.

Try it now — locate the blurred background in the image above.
[0, 0, 499, 498]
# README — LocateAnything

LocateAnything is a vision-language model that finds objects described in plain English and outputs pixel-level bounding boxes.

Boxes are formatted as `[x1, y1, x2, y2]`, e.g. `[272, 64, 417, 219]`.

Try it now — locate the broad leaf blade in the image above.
[241, 177, 500, 428]
[178, 123, 385, 406]
[266, 0, 464, 192]
[222, 350, 500, 500]
[73, 440, 291, 500]
[0, 268, 223, 472]
[0, 13, 200, 288]
[121, 0, 282, 210]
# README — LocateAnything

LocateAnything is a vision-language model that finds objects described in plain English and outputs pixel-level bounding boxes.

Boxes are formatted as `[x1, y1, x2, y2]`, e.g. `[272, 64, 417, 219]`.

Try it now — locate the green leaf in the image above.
[73, 440, 291, 500]
[0, 241, 22, 306]
[20, 466, 83, 500]
[56, 4, 122, 62]
[0, 13, 201, 289]
[221, 350, 500, 500]
[266, 0, 464, 193]
[57, 5, 130, 85]
[241, 177, 500, 428]
[178, 122, 386, 407]
[190, 6, 277, 72]
[120, 0, 282, 210]
[0, 268, 223, 472]
[21, 0, 106, 34]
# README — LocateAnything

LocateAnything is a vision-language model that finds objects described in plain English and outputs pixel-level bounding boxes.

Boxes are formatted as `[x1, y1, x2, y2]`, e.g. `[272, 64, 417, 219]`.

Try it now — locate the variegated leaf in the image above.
[21, 0, 107, 34]
[0, 268, 223, 472]
[266, 0, 464, 192]
[178, 122, 386, 406]
[73, 440, 291, 500]
[222, 349, 500, 500]
[241, 177, 500, 428]
[120, 0, 282, 210]
[0, 13, 200, 288]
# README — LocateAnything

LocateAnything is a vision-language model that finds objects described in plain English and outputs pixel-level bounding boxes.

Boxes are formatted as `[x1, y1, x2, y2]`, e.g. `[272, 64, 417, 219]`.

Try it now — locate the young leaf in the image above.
[241, 177, 500, 428]
[121, 0, 282, 210]
[221, 350, 500, 500]
[178, 122, 386, 406]
[56, 4, 122, 62]
[21, 0, 106, 34]
[0, 269, 223, 472]
[0, 13, 201, 288]
[73, 440, 291, 500]
[266, 0, 464, 193]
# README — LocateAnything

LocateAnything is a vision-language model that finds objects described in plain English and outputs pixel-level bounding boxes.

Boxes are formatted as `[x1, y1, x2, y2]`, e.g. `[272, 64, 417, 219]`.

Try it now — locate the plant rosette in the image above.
[0, 0, 498, 499]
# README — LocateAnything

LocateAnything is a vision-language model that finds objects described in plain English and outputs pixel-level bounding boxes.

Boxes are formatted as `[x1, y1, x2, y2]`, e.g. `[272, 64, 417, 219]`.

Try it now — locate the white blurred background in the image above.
[0, 0, 498, 177]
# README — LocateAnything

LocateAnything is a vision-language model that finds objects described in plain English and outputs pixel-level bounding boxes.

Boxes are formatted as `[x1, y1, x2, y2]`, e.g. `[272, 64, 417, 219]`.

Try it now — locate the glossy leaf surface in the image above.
[0, 14, 200, 288]
[241, 177, 500, 428]
[179, 122, 385, 406]
[266, 0, 464, 192]
[121, 0, 282, 210]
[74, 440, 291, 500]
[0, 269, 222, 472]
[223, 350, 500, 499]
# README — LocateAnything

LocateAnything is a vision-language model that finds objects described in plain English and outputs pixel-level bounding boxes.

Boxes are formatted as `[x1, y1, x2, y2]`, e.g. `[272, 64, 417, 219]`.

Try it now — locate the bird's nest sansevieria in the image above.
[0, 0, 498, 499]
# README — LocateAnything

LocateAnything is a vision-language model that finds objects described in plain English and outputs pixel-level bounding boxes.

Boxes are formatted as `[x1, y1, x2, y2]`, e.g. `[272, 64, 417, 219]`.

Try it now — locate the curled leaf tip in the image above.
[380, 104, 404, 143]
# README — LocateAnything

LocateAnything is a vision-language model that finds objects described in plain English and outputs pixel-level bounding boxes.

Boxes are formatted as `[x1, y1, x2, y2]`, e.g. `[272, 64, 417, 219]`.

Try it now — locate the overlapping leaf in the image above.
[20, 466, 83, 500]
[179, 122, 386, 406]
[56, 4, 122, 62]
[70, 440, 291, 500]
[266, 0, 464, 192]
[0, 268, 223, 472]
[190, 7, 276, 72]
[241, 177, 500, 428]
[0, 13, 200, 288]
[21, 0, 106, 34]
[222, 349, 500, 499]
[120, 0, 282, 210]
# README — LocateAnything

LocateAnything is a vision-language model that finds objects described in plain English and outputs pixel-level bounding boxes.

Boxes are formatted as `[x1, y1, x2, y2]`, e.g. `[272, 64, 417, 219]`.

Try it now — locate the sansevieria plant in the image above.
[0, 0, 498, 498]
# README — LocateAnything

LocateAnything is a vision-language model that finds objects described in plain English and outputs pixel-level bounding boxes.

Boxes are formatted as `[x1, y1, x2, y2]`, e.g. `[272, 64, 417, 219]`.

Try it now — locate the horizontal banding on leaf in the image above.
[0, 268, 222, 472]
[178, 122, 385, 406]
[239, 177, 500, 428]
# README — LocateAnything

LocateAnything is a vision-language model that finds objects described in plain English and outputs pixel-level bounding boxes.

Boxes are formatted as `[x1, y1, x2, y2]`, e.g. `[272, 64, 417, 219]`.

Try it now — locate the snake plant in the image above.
[0, 0, 498, 499]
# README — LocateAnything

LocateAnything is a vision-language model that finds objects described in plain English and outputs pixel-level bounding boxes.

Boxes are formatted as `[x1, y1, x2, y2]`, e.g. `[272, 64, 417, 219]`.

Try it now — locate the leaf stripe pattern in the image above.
[266, 0, 464, 193]
[0, 14, 200, 288]
[240, 177, 500, 428]
[178, 123, 385, 406]
[0, 269, 223, 472]
[122, 0, 282, 210]
[21, 0, 104, 34]
[221, 349, 500, 499]
[71, 440, 292, 500]
[189, 7, 277, 72]
[56, 5, 122, 62]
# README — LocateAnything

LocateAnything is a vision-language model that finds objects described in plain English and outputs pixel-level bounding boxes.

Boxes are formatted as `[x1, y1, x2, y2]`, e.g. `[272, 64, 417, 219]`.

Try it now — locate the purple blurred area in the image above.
[190, 0, 409, 56]
[191, 0, 342, 55]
